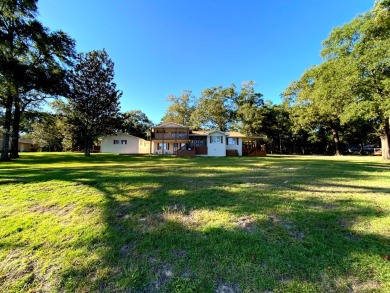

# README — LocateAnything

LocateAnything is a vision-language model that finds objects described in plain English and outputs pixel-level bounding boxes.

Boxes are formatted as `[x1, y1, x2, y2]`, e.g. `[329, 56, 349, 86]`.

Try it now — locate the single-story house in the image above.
[100, 133, 150, 154]
[0, 134, 36, 152]
[151, 122, 266, 157]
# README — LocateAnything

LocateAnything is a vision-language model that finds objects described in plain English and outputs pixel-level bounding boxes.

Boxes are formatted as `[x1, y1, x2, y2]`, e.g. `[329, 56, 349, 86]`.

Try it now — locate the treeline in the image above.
[284, 0, 390, 161]
[162, 1, 390, 160]
[160, 83, 378, 156]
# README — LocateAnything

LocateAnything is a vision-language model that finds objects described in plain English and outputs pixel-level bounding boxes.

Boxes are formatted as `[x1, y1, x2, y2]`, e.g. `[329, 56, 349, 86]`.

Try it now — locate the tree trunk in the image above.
[10, 96, 21, 159]
[380, 118, 390, 161]
[331, 128, 342, 156]
[84, 134, 90, 156]
[279, 132, 282, 154]
[1, 95, 14, 161]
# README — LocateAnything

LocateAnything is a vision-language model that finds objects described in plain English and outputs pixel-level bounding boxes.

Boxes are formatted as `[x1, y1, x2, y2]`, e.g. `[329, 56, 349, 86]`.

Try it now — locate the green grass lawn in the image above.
[0, 153, 389, 292]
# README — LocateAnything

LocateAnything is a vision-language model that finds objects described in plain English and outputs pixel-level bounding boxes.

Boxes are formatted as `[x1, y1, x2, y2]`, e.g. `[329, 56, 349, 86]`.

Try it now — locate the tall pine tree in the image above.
[68, 50, 122, 156]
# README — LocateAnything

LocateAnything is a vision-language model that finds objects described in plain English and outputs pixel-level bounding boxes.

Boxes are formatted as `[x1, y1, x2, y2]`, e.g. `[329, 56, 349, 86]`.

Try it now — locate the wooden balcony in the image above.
[153, 133, 189, 140]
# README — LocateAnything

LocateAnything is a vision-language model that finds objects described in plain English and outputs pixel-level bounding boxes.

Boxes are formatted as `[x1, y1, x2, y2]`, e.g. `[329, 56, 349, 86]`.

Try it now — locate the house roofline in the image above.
[154, 122, 189, 128]
[100, 132, 149, 141]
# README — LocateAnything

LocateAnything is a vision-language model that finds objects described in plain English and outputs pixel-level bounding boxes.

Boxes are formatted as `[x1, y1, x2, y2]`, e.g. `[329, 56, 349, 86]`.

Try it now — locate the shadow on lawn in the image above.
[2, 154, 390, 292]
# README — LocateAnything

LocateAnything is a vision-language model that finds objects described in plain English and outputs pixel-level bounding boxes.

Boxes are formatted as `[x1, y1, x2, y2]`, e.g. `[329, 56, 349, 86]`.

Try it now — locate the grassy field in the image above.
[0, 153, 389, 292]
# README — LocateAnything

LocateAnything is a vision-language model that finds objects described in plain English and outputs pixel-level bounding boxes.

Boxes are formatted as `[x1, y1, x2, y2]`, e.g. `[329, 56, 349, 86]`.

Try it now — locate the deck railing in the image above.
[153, 133, 189, 140]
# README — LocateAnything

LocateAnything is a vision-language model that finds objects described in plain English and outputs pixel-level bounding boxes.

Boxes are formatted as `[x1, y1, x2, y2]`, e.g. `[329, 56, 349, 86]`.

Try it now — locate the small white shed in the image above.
[100, 133, 150, 154]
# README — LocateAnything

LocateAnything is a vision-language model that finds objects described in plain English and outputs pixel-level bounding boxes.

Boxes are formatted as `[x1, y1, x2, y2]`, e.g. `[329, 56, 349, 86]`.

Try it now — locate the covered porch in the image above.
[242, 137, 267, 156]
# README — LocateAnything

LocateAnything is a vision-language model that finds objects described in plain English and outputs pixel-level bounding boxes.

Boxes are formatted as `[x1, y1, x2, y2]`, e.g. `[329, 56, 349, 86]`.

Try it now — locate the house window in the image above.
[210, 136, 223, 143]
[158, 143, 169, 150]
[113, 140, 120, 144]
[121, 140, 127, 144]
[227, 138, 238, 145]
[193, 138, 206, 147]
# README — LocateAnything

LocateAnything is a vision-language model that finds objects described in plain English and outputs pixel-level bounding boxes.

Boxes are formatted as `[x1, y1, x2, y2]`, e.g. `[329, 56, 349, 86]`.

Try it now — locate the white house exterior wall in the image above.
[226, 138, 242, 156]
[101, 134, 150, 154]
[138, 139, 150, 154]
[207, 133, 226, 156]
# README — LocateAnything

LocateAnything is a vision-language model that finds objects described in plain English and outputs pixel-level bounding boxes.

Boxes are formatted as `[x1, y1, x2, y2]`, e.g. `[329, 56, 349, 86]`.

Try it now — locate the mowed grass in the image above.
[0, 153, 390, 292]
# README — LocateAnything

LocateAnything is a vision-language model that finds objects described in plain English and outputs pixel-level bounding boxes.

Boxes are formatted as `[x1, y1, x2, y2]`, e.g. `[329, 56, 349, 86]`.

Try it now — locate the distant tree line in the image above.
[160, 83, 377, 156]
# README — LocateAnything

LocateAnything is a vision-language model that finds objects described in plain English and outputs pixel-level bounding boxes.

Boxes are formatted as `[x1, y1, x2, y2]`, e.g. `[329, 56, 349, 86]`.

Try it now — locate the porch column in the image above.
[255, 139, 257, 156]
[162, 129, 165, 155]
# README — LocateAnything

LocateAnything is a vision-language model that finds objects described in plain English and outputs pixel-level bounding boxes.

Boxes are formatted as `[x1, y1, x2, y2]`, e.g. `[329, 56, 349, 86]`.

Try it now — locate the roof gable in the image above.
[208, 130, 227, 135]
[100, 132, 147, 141]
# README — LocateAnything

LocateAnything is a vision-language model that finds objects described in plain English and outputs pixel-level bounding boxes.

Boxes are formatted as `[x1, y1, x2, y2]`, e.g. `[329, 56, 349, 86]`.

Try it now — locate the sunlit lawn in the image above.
[0, 153, 389, 292]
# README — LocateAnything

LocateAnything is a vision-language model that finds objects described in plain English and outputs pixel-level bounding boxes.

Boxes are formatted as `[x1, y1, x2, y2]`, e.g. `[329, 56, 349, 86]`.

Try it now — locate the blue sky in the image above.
[38, 0, 373, 124]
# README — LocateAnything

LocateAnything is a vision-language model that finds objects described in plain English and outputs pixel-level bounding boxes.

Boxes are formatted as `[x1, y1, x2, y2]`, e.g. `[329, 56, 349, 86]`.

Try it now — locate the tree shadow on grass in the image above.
[86, 184, 389, 292]
[1, 154, 389, 292]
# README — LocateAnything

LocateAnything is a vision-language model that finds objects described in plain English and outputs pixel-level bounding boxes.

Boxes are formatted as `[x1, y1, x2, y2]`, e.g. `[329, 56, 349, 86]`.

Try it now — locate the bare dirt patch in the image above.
[269, 215, 305, 240]
[343, 233, 361, 241]
[310, 203, 337, 210]
[171, 249, 187, 258]
[119, 242, 135, 256]
[29, 202, 72, 214]
[215, 282, 241, 293]
[115, 203, 132, 220]
[138, 215, 164, 232]
[235, 216, 256, 233]
[338, 218, 356, 229]
[147, 263, 174, 291]
[350, 280, 381, 292]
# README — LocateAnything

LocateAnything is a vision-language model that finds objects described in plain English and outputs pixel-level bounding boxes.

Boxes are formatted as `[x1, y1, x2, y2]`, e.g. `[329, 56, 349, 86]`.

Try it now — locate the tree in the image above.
[119, 110, 154, 139]
[191, 85, 237, 131]
[234, 81, 265, 135]
[283, 58, 356, 155]
[50, 100, 75, 151]
[321, 0, 390, 160]
[0, 0, 75, 160]
[68, 50, 121, 156]
[28, 113, 63, 151]
[161, 90, 196, 126]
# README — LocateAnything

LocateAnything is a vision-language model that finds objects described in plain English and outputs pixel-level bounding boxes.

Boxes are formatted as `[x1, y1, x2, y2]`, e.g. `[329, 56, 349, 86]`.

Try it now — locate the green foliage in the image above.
[320, 1, 390, 159]
[67, 50, 122, 156]
[191, 85, 237, 131]
[119, 110, 154, 139]
[28, 114, 63, 151]
[161, 90, 196, 126]
[0, 0, 75, 160]
[284, 2, 390, 158]
[234, 81, 265, 136]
